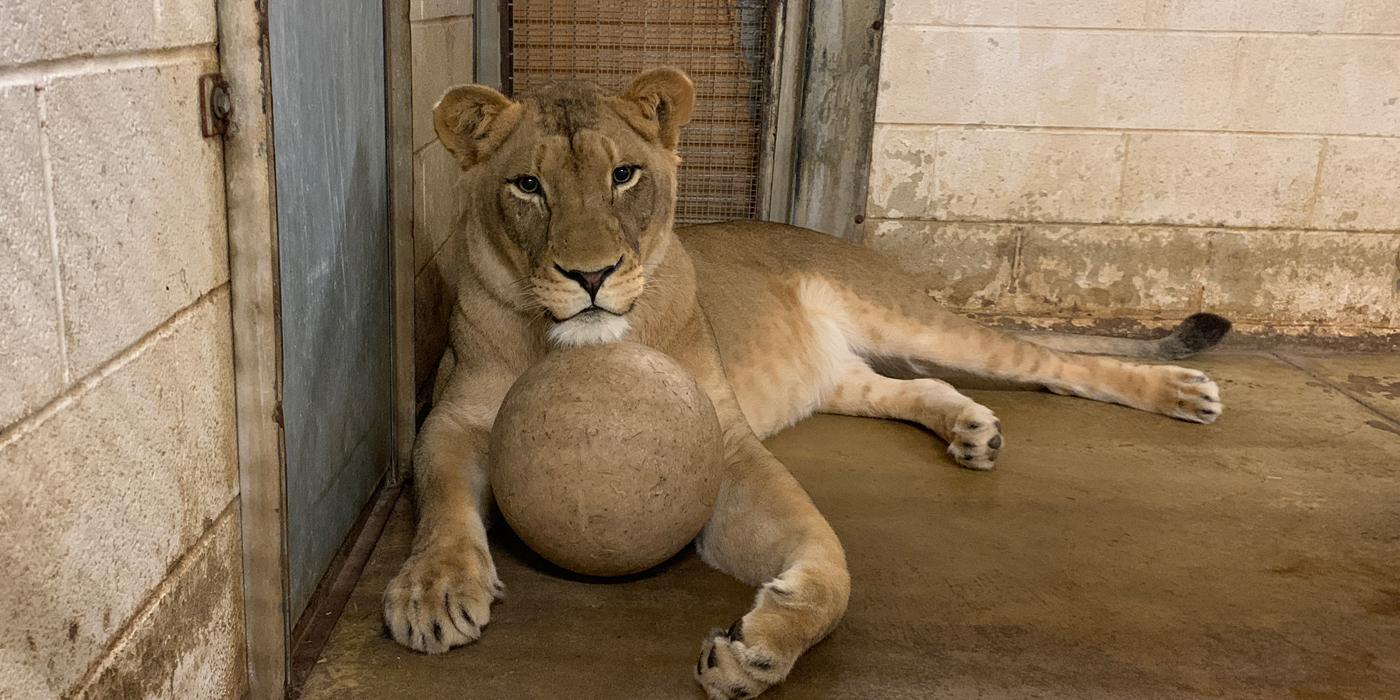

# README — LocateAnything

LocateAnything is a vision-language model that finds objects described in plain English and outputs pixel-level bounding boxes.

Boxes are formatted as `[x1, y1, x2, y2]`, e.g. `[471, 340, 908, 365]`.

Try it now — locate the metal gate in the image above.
[507, 0, 772, 224]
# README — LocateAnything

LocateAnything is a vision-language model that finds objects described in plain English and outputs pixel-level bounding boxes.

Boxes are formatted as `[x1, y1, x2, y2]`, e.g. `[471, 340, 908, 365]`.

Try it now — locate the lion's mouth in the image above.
[545, 306, 633, 347]
[549, 303, 631, 324]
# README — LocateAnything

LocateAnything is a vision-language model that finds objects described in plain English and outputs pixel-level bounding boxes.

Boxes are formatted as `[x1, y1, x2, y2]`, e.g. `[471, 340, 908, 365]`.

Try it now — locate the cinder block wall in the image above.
[410, 0, 474, 400]
[0, 3, 245, 697]
[868, 0, 1400, 340]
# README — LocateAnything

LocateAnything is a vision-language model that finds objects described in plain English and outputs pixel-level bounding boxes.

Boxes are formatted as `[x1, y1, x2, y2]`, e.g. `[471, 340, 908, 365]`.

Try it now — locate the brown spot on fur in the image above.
[68, 620, 79, 642]
[526, 81, 604, 140]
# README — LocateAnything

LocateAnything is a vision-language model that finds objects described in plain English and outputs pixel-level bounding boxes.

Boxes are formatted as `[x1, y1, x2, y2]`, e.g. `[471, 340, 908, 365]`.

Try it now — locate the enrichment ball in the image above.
[489, 342, 723, 576]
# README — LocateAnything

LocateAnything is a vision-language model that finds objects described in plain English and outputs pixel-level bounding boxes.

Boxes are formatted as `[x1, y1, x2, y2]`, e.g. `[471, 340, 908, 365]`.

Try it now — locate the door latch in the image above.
[199, 73, 232, 138]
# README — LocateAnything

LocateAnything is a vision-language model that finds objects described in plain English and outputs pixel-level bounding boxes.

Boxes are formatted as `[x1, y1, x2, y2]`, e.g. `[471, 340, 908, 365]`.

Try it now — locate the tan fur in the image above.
[384, 69, 1223, 698]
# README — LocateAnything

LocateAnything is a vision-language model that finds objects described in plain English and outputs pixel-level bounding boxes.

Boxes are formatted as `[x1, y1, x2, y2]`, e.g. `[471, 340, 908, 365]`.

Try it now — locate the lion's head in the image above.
[433, 68, 696, 347]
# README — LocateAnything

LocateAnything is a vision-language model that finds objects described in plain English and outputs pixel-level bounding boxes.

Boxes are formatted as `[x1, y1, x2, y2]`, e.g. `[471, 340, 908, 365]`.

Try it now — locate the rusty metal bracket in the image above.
[199, 73, 232, 137]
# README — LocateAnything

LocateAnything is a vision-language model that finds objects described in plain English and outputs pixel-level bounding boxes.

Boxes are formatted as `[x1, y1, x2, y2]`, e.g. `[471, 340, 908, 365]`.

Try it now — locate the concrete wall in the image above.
[0, 2, 245, 697]
[868, 0, 1400, 340]
[410, 0, 474, 399]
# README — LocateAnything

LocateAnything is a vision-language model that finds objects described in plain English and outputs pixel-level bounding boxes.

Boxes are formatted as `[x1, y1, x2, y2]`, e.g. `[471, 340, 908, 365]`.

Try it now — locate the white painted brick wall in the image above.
[1118, 133, 1321, 228]
[44, 59, 228, 375]
[0, 1, 242, 696]
[888, 0, 1400, 34]
[0, 292, 237, 694]
[0, 0, 216, 67]
[0, 84, 64, 427]
[871, 0, 1400, 332]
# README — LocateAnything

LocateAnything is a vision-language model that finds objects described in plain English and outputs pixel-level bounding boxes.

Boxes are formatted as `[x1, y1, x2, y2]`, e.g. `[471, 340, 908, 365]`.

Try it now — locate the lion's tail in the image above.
[1012, 313, 1233, 360]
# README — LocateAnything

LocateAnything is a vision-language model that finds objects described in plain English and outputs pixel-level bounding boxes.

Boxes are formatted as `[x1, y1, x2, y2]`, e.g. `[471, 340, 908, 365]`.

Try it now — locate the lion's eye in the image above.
[512, 175, 541, 195]
[611, 165, 638, 186]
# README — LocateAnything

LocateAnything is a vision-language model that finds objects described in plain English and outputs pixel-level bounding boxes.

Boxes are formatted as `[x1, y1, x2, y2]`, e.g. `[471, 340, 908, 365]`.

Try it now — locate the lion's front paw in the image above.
[1154, 366, 1223, 424]
[946, 402, 1003, 471]
[383, 540, 504, 654]
[696, 618, 789, 699]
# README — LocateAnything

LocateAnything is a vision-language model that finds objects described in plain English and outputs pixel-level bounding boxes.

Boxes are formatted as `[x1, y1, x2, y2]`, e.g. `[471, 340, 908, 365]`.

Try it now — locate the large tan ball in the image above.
[489, 342, 723, 576]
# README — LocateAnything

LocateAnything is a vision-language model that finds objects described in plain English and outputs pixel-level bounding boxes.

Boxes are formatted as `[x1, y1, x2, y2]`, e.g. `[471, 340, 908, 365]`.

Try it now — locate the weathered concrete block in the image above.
[1230, 36, 1400, 137]
[0, 85, 64, 428]
[1120, 133, 1321, 228]
[0, 291, 237, 695]
[1203, 230, 1400, 326]
[414, 144, 466, 273]
[888, 0, 1150, 28]
[865, 125, 937, 219]
[936, 128, 1124, 223]
[0, 0, 216, 67]
[411, 16, 474, 151]
[886, 0, 1400, 35]
[1341, 1, 1400, 33]
[865, 219, 1017, 310]
[1145, 0, 1344, 33]
[1313, 138, 1400, 231]
[1012, 224, 1209, 317]
[412, 0, 473, 22]
[45, 59, 228, 376]
[70, 510, 245, 700]
[876, 27, 1236, 131]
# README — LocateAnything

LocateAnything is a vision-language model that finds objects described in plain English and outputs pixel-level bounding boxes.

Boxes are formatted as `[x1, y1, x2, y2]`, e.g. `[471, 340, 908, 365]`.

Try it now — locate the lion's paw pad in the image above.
[948, 403, 1002, 471]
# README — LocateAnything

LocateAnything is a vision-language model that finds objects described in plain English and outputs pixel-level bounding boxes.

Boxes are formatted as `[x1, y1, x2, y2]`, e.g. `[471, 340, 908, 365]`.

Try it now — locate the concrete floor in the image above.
[301, 352, 1400, 699]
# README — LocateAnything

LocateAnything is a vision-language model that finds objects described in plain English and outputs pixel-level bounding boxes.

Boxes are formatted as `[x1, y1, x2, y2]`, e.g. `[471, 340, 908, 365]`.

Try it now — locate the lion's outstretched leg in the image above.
[382, 370, 513, 654]
[821, 360, 1003, 470]
[799, 277, 1223, 424]
[693, 433, 850, 699]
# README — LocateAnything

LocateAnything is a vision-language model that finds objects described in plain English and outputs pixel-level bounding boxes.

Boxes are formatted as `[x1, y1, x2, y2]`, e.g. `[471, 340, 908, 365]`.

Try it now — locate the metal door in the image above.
[268, 0, 392, 620]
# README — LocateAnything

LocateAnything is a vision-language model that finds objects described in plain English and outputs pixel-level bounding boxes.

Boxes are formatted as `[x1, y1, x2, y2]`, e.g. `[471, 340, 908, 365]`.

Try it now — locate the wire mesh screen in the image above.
[507, 0, 771, 224]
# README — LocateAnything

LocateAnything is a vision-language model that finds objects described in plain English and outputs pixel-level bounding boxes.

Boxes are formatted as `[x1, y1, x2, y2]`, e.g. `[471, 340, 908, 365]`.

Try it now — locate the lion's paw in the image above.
[946, 402, 1003, 471]
[382, 541, 504, 654]
[1154, 366, 1223, 424]
[696, 618, 789, 700]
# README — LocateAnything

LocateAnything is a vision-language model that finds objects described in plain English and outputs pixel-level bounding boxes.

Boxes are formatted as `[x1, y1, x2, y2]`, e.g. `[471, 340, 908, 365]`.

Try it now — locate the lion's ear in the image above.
[618, 68, 695, 150]
[433, 84, 521, 168]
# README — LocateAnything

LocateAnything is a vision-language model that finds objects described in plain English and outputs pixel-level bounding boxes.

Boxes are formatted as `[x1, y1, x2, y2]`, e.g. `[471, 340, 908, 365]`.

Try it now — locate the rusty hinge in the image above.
[199, 73, 232, 138]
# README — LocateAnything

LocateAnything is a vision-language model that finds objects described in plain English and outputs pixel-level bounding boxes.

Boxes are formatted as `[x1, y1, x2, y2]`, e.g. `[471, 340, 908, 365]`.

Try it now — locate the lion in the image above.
[383, 68, 1229, 699]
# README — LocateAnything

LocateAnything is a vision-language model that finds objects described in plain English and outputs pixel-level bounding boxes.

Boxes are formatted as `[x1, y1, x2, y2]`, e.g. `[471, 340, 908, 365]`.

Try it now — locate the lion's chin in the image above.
[546, 310, 631, 347]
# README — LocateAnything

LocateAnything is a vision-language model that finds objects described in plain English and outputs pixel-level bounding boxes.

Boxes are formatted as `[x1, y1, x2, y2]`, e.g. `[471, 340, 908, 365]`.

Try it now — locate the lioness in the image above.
[384, 68, 1229, 698]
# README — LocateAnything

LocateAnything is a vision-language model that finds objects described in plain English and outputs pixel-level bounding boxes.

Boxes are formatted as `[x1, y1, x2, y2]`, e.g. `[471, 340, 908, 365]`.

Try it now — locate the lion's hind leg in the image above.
[821, 360, 1003, 470]
[694, 436, 850, 699]
[796, 275, 1223, 424]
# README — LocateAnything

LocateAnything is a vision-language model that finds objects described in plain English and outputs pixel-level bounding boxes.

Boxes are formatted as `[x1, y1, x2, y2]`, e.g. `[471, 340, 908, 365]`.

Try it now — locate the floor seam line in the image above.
[1272, 351, 1400, 428]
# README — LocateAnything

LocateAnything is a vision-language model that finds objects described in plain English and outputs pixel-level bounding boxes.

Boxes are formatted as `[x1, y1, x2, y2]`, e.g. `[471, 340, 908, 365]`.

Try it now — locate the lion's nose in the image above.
[555, 259, 620, 299]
